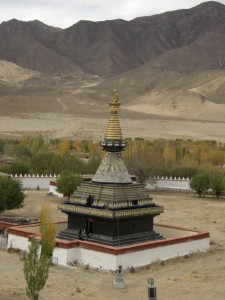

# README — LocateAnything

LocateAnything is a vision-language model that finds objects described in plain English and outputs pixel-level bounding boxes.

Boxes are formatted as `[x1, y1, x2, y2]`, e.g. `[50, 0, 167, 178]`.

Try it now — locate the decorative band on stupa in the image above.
[100, 90, 126, 152]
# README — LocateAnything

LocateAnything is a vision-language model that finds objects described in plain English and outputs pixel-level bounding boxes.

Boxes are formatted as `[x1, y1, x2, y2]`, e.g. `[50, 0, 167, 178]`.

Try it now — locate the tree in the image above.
[23, 237, 49, 300]
[136, 168, 151, 184]
[31, 152, 54, 174]
[190, 173, 210, 197]
[16, 144, 32, 158]
[57, 171, 82, 199]
[0, 138, 4, 154]
[9, 161, 30, 175]
[39, 205, 56, 257]
[23, 205, 56, 300]
[210, 175, 225, 198]
[56, 139, 70, 156]
[0, 177, 25, 213]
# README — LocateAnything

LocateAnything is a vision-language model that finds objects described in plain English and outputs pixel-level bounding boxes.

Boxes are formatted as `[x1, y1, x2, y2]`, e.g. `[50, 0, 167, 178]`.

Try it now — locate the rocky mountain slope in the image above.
[0, 1, 225, 122]
[1, 1, 225, 78]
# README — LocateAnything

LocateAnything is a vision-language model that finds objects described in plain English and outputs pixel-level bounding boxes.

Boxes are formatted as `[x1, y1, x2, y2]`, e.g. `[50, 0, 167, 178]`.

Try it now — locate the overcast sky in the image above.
[1, 0, 225, 28]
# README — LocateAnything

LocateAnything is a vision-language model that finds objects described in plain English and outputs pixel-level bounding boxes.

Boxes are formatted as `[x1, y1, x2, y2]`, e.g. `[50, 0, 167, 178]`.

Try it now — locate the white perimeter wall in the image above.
[53, 237, 209, 271]
[8, 232, 209, 271]
[146, 179, 190, 190]
[11, 175, 191, 191]
[13, 176, 57, 190]
[7, 234, 29, 251]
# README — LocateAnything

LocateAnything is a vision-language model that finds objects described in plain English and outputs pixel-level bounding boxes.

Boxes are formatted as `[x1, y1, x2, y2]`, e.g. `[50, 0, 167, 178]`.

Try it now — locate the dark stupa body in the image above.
[57, 91, 164, 246]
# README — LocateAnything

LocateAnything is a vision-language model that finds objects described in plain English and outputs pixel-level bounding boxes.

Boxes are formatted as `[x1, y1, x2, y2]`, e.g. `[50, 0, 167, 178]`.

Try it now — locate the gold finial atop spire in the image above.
[104, 90, 123, 141]
[111, 89, 119, 104]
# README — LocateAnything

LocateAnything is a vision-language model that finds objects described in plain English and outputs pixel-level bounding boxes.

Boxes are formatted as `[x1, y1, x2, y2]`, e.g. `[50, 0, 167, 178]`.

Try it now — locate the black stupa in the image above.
[57, 90, 164, 246]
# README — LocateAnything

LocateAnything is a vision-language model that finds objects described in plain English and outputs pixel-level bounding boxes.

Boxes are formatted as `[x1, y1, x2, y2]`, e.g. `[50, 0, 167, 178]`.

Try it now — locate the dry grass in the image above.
[0, 191, 225, 299]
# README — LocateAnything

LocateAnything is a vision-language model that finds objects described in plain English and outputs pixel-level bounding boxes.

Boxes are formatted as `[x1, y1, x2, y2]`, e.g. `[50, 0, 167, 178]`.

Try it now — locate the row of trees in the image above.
[123, 138, 225, 178]
[55, 171, 225, 199]
[1, 136, 225, 179]
[190, 173, 225, 198]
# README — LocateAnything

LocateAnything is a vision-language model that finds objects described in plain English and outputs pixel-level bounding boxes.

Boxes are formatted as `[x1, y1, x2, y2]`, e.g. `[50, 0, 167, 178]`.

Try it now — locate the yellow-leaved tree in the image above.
[39, 204, 56, 257]
[23, 205, 56, 300]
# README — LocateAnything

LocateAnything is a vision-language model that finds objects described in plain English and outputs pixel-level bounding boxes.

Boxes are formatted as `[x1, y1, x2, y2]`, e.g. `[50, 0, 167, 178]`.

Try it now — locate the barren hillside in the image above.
[0, 1, 225, 138]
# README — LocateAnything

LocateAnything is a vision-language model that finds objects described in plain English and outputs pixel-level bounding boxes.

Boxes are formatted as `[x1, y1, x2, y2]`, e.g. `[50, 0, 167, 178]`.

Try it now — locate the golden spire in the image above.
[104, 90, 123, 141]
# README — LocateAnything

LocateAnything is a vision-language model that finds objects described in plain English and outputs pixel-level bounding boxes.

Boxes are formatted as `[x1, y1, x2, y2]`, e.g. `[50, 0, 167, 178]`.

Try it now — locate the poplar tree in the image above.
[23, 205, 56, 300]
[23, 237, 49, 300]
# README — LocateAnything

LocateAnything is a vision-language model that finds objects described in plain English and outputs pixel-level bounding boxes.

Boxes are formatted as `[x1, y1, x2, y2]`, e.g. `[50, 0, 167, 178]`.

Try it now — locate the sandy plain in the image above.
[0, 190, 225, 300]
[0, 112, 225, 142]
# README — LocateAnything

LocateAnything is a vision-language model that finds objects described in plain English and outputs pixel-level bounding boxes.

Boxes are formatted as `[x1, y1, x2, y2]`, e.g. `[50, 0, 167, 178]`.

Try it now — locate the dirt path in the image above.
[0, 192, 225, 300]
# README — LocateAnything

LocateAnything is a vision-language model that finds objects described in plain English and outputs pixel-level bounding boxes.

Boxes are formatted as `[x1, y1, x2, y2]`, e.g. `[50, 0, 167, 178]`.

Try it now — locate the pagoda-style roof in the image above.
[68, 181, 155, 209]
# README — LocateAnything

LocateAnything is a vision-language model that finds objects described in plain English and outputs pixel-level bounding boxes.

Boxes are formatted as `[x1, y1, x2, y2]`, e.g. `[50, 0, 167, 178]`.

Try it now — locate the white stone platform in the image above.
[7, 222, 209, 271]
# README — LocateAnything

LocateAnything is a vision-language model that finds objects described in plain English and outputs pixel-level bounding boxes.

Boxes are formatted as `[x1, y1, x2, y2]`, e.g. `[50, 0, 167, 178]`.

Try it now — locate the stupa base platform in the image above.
[54, 223, 210, 271]
[7, 222, 210, 271]
[56, 229, 163, 246]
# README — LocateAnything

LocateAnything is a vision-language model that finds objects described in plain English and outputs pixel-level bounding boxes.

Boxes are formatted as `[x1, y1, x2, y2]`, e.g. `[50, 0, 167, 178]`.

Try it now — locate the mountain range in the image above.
[0, 1, 225, 122]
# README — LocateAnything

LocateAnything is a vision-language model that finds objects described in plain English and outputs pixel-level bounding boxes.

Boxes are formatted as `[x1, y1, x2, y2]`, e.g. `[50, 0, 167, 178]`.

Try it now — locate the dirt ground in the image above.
[0, 190, 225, 300]
[0, 112, 225, 142]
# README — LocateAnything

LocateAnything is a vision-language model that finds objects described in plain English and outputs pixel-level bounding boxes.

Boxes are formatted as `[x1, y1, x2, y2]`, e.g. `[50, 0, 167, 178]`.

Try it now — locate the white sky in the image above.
[1, 0, 225, 28]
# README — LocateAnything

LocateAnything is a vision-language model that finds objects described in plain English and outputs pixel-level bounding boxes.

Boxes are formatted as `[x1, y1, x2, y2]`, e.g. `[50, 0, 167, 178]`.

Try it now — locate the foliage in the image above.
[210, 175, 225, 198]
[9, 161, 30, 175]
[82, 155, 102, 174]
[23, 206, 56, 300]
[57, 171, 82, 199]
[21, 135, 45, 155]
[30, 152, 85, 175]
[56, 139, 70, 156]
[0, 177, 25, 212]
[190, 173, 211, 196]
[1, 136, 225, 180]
[0, 138, 4, 154]
[31, 152, 56, 174]
[136, 168, 151, 184]
[16, 144, 32, 158]
[166, 167, 198, 178]
[23, 237, 50, 300]
[39, 205, 56, 257]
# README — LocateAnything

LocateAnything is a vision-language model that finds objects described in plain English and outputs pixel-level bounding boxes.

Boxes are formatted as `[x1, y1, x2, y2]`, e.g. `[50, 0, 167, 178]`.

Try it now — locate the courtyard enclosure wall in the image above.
[8, 233, 30, 251]
[54, 237, 209, 270]
[7, 223, 209, 271]
[11, 174, 192, 191]
[12, 174, 59, 190]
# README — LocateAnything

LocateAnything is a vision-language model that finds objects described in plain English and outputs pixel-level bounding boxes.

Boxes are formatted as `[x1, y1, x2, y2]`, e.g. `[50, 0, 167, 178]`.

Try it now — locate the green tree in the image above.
[9, 161, 30, 175]
[210, 175, 225, 198]
[0, 138, 4, 154]
[16, 144, 32, 158]
[23, 237, 49, 300]
[57, 171, 82, 199]
[23, 206, 56, 300]
[169, 167, 198, 178]
[83, 155, 101, 174]
[190, 173, 210, 197]
[0, 177, 25, 212]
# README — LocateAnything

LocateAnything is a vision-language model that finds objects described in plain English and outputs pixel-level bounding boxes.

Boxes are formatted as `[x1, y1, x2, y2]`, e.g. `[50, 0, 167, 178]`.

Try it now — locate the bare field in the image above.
[0, 191, 225, 300]
[0, 113, 225, 142]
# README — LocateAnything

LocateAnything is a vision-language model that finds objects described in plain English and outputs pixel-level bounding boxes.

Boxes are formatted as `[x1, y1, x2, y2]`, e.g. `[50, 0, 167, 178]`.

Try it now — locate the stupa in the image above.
[57, 90, 164, 246]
